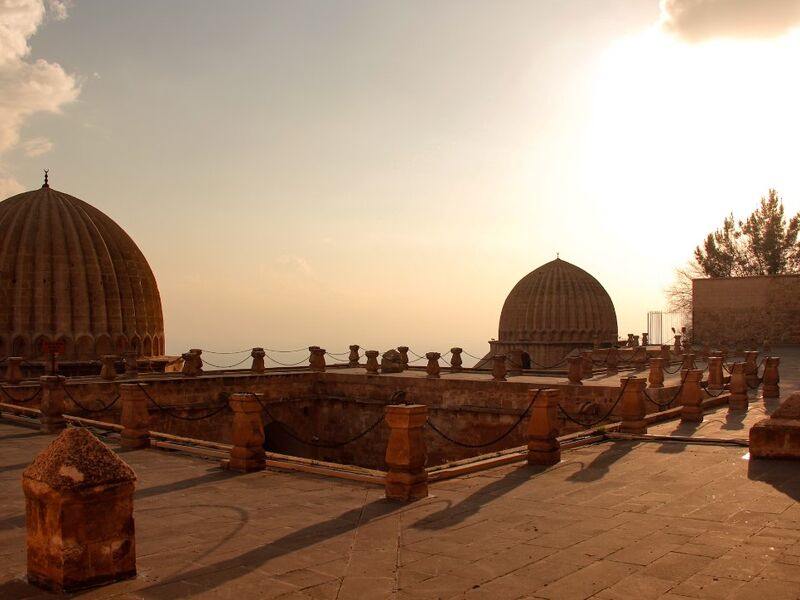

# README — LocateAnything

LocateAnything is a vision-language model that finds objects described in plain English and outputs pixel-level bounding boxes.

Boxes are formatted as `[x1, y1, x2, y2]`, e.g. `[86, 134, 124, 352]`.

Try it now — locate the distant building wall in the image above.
[693, 275, 800, 345]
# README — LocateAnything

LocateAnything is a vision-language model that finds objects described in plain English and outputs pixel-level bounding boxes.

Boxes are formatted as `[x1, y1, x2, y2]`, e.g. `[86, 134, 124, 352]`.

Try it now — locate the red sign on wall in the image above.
[42, 341, 66, 355]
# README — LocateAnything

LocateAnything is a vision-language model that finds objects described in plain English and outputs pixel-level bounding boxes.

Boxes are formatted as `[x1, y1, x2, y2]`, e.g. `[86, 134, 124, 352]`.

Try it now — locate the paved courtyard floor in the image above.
[1, 351, 800, 599]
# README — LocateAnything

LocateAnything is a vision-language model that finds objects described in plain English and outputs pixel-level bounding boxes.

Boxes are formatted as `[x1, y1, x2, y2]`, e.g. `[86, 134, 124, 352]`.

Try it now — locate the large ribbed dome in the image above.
[0, 184, 164, 360]
[499, 258, 617, 343]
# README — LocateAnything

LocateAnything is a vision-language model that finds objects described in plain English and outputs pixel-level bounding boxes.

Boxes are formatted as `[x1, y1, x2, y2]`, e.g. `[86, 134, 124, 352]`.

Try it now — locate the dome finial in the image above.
[556, 252, 559, 259]
[42, 169, 49, 188]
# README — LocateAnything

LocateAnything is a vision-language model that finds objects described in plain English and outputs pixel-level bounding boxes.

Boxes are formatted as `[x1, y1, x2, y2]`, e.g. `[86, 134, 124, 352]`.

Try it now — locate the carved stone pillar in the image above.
[227, 393, 265, 472]
[309, 347, 326, 372]
[744, 351, 759, 389]
[763, 357, 780, 399]
[567, 356, 582, 385]
[39, 376, 66, 434]
[23, 428, 137, 592]
[365, 350, 380, 375]
[641, 333, 649, 346]
[618, 376, 647, 434]
[5, 356, 23, 384]
[100, 355, 117, 381]
[397, 347, 410, 370]
[348, 345, 360, 368]
[680, 369, 704, 422]
[507, 349, 524, 376]
[492, 355, 507, 382]
[707, 356, 724, 391]
[680, 353, 696, 371]
[648, 358, 665, 388]
[120, 383, 150, 450]
[250, 348, 266, 374]
[123, 351, 139, 378]
[580, 351, 593, 379]
[729, 362, 748, 411]
[527, 389, 561, 465]
[450, 348, 463, 372]
[605, 348, 619, 376]
[425, 352, 441, 379]
[384, 404, 428, 502]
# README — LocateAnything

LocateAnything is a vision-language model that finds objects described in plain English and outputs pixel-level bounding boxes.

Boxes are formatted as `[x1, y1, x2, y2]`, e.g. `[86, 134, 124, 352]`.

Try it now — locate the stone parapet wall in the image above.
[693, 275, 800, 345]
[1, 370, 681, 469]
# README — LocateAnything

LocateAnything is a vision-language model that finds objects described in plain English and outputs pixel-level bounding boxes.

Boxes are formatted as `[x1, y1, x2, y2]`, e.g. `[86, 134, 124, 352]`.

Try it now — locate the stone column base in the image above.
[385, 470, 428, 502]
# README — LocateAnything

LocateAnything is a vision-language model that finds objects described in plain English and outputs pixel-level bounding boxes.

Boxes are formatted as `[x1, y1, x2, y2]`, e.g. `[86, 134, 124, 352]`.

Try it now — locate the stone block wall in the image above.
[693, 275, 800, 345]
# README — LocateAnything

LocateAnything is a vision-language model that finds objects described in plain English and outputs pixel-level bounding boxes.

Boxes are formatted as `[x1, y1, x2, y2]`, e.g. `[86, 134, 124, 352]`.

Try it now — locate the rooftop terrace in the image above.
[1, 349, 799, 599]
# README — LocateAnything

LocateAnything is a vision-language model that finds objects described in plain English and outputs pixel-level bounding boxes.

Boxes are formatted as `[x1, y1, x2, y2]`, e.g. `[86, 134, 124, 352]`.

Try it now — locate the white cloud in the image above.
[22, 135, 52, 156]
[0, 0, 79, 187]
[660, 0, 800, 41]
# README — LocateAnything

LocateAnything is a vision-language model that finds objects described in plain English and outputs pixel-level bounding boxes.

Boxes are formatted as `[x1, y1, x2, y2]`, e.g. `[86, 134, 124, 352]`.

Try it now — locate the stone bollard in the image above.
[5, 356, 23, 384]
[605, 348, 619, 376]
[181, 351, 199, 376]
[642, 333, 649, 346]
[729, 362, 748, 411]
[744, 351, 759, 389]
[619, 376, 647, 434]
[627, 334, 635, 347]
[633, 335, 640, 347]
[648, 358, 665, 388]
[119, 383, 150, 450]
[763, 357, 780, 398]
[526, 389, 561, 465]
[660, 345, 671, 362]
[679, 369, 704, 422]
[39, 376, 66, 434]
[581, 351, 593, 379]
[123, 351, 139, 378]
[384, 404, 428, 501]
[425, 352, 441, 379]
[381, 349, 404, 373]
[397, 346, 410, 370]
[309, 347, 326, 372]
[507, 349, 524, 376]
[227, 393, 265, 472]
[673, 335, 682, 354]
[189, 349, 203, 374]
[348, 345, 360, 368]
[680, 353, 696, 371]
[450, 347, 463, 372]
[250, 348, 266, 373]
[365, 350, 380, 375]
[567, 356, 583, 385]
[23, 428, 137, 592]
[633, 347, 648, 372]
[100, 355, 117, 381]
[707, 356, 724, 391]
[492, 355, 507, 382]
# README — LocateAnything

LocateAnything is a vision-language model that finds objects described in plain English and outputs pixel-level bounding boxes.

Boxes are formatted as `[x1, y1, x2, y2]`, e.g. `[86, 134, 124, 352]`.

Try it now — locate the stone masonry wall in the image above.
[693, 275, 800, 345]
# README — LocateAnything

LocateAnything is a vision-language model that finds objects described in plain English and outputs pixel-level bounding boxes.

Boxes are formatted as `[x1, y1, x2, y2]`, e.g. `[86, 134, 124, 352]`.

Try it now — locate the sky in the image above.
[2, 0, 800, 361]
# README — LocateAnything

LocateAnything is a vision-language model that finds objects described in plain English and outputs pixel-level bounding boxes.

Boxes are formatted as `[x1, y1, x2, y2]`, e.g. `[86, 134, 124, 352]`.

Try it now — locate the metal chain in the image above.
[203, 348, 252, 355]
[643, 376, 685, 410]
[557, 379, 628, 428]
[251, 393, 385, 448]
[264, 353, 311, 367]
[137, 383, 228, 421]
[61, 384, 120, 413]
[426, 390, 540, 449]
[201, 356, 252, 369]
[0, 385, 41, 404]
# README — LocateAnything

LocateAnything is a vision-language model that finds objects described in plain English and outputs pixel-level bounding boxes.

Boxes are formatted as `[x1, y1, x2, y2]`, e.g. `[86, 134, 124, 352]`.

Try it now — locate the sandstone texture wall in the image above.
[693, 275, 800, 345]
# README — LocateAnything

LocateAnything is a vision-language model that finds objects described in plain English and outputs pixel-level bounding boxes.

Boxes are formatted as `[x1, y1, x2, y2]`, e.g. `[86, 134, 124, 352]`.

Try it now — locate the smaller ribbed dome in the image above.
[499, 258, 617, 343]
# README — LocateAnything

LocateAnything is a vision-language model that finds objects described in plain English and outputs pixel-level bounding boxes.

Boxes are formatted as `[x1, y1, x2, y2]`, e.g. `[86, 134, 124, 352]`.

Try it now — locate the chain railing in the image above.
[61, 383, 120, 413]
[557, 379, 628, 429]
[425, 390, 540, 448]
[0, 384, 41, 404]
[137, 383, 229, 421]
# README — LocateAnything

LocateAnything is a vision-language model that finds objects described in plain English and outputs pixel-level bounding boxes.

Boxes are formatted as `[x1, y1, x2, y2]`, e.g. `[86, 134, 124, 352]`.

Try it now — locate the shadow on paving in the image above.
[0, 462, 31, 474]
[135, 498, 401, 599]
[748, 458, 800, 501]
[135, 469, 239, 500]
[566, 441, 637, 481]
[412, 463, 550, 531]
[721, 411, 747, 431]
[0, 431, 42, 442]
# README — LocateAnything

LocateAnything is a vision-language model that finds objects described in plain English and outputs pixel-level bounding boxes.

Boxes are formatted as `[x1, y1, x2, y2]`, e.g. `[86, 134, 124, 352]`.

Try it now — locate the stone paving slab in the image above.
[1, 410, 800, 599]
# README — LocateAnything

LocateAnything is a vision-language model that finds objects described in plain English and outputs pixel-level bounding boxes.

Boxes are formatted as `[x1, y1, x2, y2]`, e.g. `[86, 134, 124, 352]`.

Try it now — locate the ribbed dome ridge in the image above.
[0, 186, 164, 360]
[499, 258, 617, 343]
